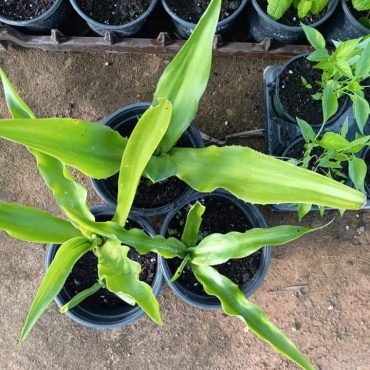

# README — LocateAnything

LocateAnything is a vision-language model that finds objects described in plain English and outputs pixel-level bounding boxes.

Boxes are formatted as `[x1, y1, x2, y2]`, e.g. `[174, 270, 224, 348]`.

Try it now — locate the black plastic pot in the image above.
[45, 205, 163, 328]
[361, 147, 370, 196]
[160, 190, 271, 310]
[325, 0, 370, 42]
[69, 0, 158, 36]
[91, 102, 204, 218]
[248, 0, 339, 43]
[0, 0, 71, 33]
[273, 54, 350, 128]
[162, 0, 248, 39]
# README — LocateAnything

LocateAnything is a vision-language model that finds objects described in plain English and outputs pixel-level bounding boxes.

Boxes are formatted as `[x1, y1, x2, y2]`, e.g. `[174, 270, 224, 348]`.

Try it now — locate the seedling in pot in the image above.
[266, 0, 329, 21]
[301, 24, 370, 132]
[351, 0, 370, 28]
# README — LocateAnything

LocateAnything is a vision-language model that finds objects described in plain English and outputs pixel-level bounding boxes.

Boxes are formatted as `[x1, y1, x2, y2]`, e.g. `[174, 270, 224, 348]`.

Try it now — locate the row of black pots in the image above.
[263, 54, 370, 211]
[0, 0, 368, 42]
[47, 193, 271, 328]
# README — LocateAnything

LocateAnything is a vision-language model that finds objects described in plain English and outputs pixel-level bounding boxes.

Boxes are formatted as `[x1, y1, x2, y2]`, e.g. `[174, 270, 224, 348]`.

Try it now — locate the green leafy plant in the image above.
[302, 24, 370, 132]
[352, 0, 370, 28]
[266, 0, 329, 20]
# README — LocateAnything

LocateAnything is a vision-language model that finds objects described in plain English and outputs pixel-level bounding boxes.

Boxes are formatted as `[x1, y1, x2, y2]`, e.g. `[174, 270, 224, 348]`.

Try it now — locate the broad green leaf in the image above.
[349, 156, 367, 193]
[334, 59, 353, 78]
[351, 94, 370, 133]
[335, 38, 362, 62]
[318, 132, 350, 150]
[306, 48, 330, 62]
[96, 240, 162, 324]
[0, 68, 35, 119]
[153, 0, 221, 153]
[297, 0, 312, 18]
[170, 255, 191, 282]
[0, 118, 126, 179]
[322, 82, 338, 123]
[113, 99, 172, 226]
[297, 203, 312, 220]
[301, 24, 326, 49]
[169, 145, 365, 210]
[353, 0, 370, 12]
[20, 237, 91, 342]
[296, 118, 315, 143]
[191, 265, 315, 370]
[310, 0, 328, 13]
[60, 282, 101, 313]
[340, 119, 349, 138]
[189, 224, 327, 266]
[181, 202, 205, 248]
[267, 0, 292, 20]
[0, 200, 80, 244]
[0, 68, 95, 226]
[343, 135, 370, 153]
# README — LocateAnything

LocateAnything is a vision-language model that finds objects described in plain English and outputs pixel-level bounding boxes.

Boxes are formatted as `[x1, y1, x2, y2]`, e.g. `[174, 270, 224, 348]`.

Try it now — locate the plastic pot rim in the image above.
[160, 190, 272, 311]
[341, 0, 370, 34]
[45, 204, 163, 329]
[69, 0, 158, 31]
[251, 0, 339, 31]
[0, 0, 65, 26]
[161, 0, 249, 29]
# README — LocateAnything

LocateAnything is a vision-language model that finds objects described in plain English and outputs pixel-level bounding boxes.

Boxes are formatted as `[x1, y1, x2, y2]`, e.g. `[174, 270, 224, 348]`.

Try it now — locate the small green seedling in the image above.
[267, 0, 329, 20]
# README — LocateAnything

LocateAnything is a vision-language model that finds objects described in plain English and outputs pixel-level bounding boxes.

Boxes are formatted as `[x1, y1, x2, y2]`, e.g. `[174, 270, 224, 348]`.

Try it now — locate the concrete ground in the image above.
[0, 49, 369, 370]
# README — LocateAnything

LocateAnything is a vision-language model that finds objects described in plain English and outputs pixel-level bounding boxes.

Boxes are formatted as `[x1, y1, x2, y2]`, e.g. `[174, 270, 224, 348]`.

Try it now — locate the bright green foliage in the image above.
[170, 145, 366, 209]
[96, 240, 162, 324]
[114, 99, 172, 226]
[293, 118, 370, 194]
[153, 0, 221, 153]
[191, 265, 315, 370]
[189, 224, 327, 266]
[267, 0, 328, 20]
[302, 25, 370, 131]
[60, 282, 102, 314]
[0, 201, 81, 244]
[181, 202, 205, 248]
[353, 0, 370, 11]
[20, 237, 92, 342]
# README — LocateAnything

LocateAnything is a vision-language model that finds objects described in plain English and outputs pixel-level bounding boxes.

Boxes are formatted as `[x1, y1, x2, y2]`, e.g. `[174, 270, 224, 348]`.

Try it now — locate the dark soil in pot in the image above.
[61, 219, 157, 313]
[257, 0, 329, 26]
[0, 0, 56, 20]
[166, 196, 262, 296]
[76, 0, 151, 25]
[278, 57, 344, 126]
[166, 0, 242, 23]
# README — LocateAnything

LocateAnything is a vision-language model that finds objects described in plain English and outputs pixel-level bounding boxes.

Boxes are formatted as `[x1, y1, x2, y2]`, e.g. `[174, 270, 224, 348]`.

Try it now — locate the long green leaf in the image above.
[60, 282, 101, 314]
[96, 240, 162, 324]
[169, 145, 365, 210]
[0, 69, 95, 227]
[181, 202, 205, 248]
[113, 99, 172, 226]
[0, 118, 126, 179]
[191, 265, 315, 370]
[20, 237, 91, 342]
[0, 201, 81, 244]
[153, 0, 221, 153]
[189, 223, 328, 266]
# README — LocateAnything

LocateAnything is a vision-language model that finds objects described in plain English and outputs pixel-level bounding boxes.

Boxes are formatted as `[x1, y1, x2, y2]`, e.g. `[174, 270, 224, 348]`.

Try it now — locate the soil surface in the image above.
[76, 0, 151, 25]
[166, 0, 241, 23]
[258, 0, 329, 26]
[61, 219, 157, 310]
[0, 0, 56, 21]
[0, 50, 369, 370]
[278, 57, 328, 125]
[166, 196, 262, 295]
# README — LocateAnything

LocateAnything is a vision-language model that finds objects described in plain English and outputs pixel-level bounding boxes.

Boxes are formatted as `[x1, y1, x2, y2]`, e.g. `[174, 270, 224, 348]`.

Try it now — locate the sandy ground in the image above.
[0, 49, 369, 370]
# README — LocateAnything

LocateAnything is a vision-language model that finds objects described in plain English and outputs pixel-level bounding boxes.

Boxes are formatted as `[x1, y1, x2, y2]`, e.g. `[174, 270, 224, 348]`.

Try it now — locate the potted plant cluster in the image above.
[264, 24, 370, 213]
[0, 1, 367, 369]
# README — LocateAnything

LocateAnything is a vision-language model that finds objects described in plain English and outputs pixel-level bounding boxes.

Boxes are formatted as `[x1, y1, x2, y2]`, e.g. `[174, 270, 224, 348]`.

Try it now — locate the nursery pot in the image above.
[46, 205, 163, 329]
[69, 0, 158, 36]
[361, 147, 370, 196]
[161, 0, 248, 39]
[325, 0, 370, 42]
[248, 0, 339, 43]
[273, 54, 350, 127]
[0, 0, 71, 33]
[91, 102, 204, 217]
[160, 190, 271, 310]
